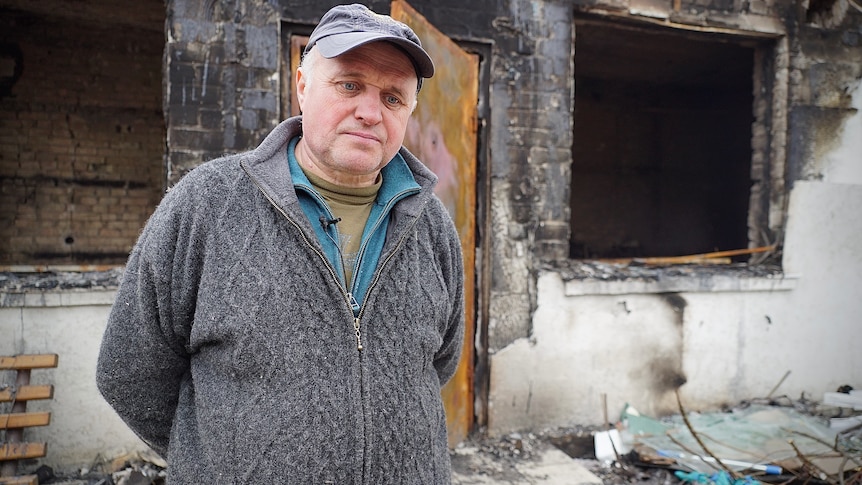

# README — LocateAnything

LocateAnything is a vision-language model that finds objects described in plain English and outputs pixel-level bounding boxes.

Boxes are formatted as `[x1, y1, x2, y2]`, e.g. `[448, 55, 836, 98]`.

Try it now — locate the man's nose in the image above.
[354, 91, 384, 125]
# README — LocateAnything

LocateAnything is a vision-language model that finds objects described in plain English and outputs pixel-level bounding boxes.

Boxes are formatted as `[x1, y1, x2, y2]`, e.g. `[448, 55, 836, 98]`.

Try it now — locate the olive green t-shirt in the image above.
[303, 170, 382, 286]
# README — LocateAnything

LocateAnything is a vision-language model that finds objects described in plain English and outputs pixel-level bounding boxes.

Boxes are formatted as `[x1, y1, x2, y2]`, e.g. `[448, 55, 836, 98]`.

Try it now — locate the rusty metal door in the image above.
[392, 0, 479, 447]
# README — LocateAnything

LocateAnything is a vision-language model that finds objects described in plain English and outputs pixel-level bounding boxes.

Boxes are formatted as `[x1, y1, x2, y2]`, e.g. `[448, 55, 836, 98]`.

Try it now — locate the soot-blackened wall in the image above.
[0, 4, 165, 265]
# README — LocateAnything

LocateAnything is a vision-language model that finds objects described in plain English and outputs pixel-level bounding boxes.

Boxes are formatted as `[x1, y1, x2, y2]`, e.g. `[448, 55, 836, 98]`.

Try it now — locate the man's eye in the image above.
[385, 95, 402, 106]
[342, 82, 358, 91]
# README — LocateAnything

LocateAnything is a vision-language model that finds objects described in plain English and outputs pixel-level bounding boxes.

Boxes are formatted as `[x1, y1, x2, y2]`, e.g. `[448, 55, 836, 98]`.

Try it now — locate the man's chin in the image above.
[337, 150, 386, 171]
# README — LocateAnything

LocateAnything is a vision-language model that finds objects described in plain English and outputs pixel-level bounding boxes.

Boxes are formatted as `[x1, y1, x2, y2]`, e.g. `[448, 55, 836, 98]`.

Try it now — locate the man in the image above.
[96, 4, 465, 484]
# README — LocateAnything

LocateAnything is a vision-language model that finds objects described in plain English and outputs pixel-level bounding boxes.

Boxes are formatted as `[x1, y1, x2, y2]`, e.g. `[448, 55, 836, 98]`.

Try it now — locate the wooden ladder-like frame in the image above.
[0, 354, 58, 485]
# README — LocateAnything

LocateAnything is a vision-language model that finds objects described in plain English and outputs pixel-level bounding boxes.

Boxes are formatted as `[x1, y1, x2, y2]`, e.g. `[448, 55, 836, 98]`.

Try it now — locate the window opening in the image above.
[570, 18, 768, 264]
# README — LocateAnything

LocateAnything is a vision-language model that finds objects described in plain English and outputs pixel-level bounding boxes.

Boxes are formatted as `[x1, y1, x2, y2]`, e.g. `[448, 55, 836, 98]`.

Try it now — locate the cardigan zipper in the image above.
[350, 201, 425, 485]
[347, 187, 421, 351]
[245, 169, 369, 481]
[352, 201, 426, 336]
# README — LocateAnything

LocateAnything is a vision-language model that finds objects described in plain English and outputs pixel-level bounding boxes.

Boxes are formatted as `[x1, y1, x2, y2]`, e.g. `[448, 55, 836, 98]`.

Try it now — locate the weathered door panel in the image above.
[392, 0, 479, 447]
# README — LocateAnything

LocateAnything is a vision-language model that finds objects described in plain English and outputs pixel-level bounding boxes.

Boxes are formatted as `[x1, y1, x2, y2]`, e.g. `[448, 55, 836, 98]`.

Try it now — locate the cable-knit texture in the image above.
[96, 117, 465, 484]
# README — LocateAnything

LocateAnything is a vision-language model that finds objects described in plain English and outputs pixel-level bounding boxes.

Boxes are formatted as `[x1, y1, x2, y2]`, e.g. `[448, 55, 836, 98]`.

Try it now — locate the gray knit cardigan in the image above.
[96, 117, 465, 484]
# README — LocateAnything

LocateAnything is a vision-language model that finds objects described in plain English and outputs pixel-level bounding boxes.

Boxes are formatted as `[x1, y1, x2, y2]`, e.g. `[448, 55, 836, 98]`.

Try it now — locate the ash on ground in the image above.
[452, 427, 677, 485]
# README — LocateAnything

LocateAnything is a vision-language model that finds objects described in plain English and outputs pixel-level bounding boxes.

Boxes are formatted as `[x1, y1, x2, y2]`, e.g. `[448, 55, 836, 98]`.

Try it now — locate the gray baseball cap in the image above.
[304, 4, 435, 79]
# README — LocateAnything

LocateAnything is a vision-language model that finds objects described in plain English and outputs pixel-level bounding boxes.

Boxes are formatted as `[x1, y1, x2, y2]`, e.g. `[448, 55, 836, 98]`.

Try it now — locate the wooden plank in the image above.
[0, 443, 47, 462]
[0, 385, 53, 403]
[0, 412, 51, 429]
[0, 354, 58, 370]
[603, 244, 778, 266]
[0, 475, 39, 485]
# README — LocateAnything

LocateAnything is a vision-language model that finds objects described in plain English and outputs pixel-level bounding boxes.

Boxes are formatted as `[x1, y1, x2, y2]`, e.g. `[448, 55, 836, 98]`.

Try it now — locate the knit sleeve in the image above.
[430, 197, 466, 385]
[95, 168, 209, 456]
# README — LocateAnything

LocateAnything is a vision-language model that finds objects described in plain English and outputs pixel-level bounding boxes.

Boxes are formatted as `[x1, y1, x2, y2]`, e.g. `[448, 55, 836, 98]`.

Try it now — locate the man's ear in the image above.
[295, 67, 307, 111]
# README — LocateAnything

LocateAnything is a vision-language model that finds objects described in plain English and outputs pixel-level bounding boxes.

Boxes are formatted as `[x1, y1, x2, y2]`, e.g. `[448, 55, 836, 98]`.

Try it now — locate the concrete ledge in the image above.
[1, 289, 117, 308]
[565, 273, 799, 296]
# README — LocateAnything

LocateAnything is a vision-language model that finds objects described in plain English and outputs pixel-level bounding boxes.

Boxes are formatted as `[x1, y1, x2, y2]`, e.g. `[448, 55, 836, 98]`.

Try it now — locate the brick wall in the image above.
[165, 2, 282, 186]
[0, 9, 164, 265]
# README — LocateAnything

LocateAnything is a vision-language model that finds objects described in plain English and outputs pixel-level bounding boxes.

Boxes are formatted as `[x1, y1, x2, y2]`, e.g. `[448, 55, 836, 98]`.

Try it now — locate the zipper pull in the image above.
[347, 293, 361, 314]
[353, 317, 363, 351]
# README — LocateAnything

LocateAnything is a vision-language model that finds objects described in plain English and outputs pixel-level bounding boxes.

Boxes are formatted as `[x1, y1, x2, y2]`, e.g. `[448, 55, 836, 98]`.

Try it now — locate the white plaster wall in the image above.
[489, 278, 689, 432]
[0, 291, 149, 473]
[768, 81, 862, 397]
[489, 83, 862, 435]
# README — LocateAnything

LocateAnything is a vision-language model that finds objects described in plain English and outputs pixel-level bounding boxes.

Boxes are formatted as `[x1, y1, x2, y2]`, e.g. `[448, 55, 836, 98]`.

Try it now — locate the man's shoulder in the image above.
[158, 156, 252, 216]
[411, 194, 460, 251]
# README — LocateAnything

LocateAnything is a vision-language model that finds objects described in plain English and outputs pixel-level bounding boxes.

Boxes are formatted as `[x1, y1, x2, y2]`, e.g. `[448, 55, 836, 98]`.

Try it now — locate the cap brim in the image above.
[315, 32, 435, 78]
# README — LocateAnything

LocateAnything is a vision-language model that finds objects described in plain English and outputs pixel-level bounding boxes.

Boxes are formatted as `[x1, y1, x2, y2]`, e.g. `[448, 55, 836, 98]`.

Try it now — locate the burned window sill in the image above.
[0, 268, 123, 307]
[542, 260, 797, 296]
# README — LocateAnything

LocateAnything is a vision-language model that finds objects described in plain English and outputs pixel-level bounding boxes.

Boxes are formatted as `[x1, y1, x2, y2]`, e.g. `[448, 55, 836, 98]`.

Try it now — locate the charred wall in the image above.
[788, 7, 862, 184]
[0, 3, 165, 265]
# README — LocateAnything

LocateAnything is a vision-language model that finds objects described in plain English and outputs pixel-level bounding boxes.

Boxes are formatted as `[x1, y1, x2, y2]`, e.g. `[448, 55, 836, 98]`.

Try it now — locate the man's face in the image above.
[295, 42, 419, 188]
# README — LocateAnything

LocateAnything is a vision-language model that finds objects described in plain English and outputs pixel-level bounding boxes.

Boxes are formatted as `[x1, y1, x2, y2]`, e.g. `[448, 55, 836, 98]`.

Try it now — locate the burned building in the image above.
[1, 0, 861, 470]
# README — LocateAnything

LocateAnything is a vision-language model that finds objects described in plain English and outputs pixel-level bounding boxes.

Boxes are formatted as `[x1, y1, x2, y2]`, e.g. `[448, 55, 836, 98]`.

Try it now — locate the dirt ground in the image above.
[450, 396, 862, 485]
[451, 427, 678, 485]
[36, 431, 676, 485]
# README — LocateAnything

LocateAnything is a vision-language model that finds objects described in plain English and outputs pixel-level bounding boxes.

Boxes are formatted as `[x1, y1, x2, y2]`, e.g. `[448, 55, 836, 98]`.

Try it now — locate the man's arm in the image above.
[432, 201, 466, 385]
[96, 189, 195, 456]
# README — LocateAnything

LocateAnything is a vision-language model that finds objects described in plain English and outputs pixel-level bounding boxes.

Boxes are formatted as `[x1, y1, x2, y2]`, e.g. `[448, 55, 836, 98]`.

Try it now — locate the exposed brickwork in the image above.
[474, 0, 575, 352]
[164, 4, 281, 186]
[0, 8, 164, 265]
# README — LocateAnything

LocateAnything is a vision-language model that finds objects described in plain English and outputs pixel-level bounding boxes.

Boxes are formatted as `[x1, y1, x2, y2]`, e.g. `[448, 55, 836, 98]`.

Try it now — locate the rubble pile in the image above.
[456, 390, 861, 485]
[40, 450, 165, 485]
